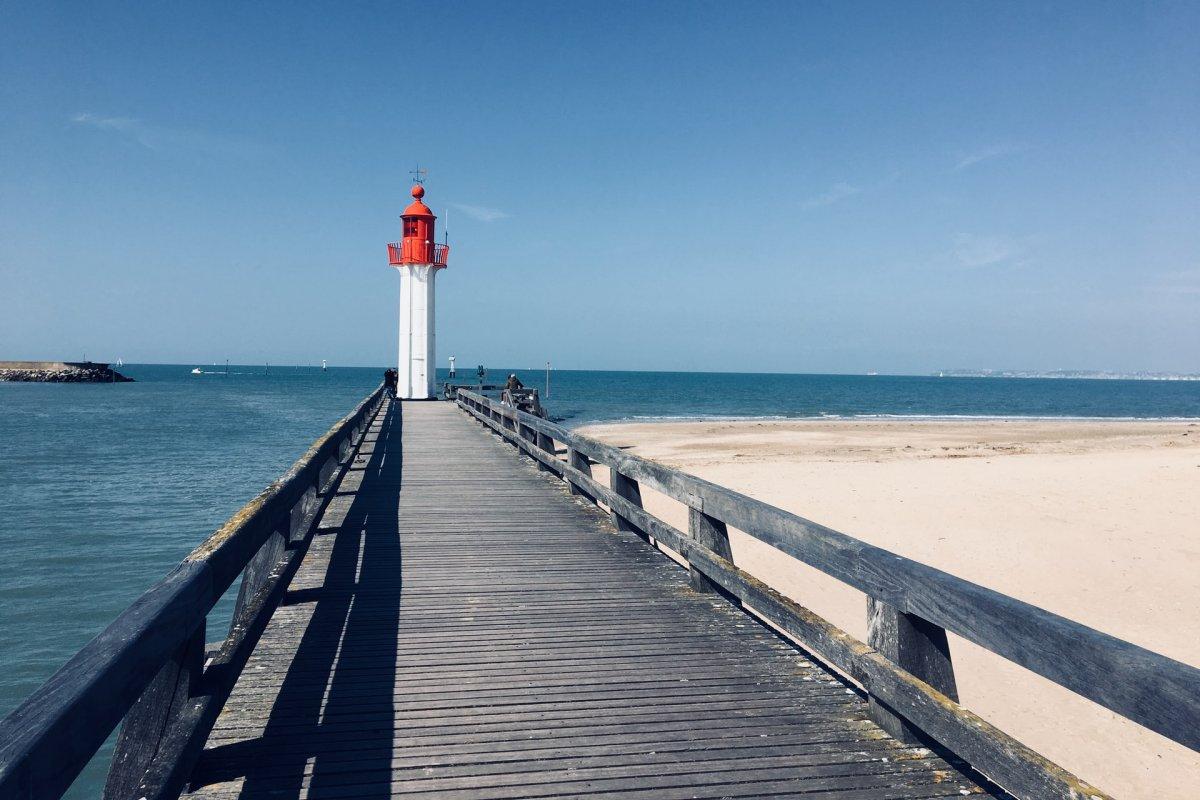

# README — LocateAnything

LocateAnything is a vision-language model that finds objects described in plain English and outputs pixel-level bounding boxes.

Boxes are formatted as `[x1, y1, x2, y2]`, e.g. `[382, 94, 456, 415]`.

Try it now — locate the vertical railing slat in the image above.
[609, 470, 648, 541]
[867, 599, 959, 744]
[687, 508, 735, 599]
[102, 622, 205, 800]
[566, 448, 596, 503]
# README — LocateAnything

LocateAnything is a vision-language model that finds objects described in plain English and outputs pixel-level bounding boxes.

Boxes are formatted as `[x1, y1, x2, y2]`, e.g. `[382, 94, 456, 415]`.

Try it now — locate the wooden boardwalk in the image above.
[183, 399, 994, 799]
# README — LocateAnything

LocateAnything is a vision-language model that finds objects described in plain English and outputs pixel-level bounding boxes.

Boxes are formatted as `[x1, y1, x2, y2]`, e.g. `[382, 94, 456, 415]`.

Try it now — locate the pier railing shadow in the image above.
[455, 388, 1200, 800]
[192, 399, 404, 799]
[0, 386, 386, 800]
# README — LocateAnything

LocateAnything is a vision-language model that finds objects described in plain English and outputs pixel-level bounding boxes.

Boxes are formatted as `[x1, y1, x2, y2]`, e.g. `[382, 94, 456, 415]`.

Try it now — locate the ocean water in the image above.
[1, 364, 1197, 796]
[509, 368, 1200, 425]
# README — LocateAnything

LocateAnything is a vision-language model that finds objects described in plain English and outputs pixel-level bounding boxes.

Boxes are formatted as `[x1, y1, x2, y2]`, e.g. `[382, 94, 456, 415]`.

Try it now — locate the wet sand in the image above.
[577, 418, 1200, 800]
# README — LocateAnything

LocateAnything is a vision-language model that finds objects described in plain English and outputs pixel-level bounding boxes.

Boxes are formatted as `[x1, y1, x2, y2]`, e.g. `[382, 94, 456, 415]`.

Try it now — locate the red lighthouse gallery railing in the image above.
[388, 241, 449, 267]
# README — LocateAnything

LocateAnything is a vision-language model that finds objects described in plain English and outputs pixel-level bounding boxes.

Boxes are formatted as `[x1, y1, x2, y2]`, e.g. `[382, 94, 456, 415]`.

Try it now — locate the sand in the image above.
[576, 418, 1200, 800]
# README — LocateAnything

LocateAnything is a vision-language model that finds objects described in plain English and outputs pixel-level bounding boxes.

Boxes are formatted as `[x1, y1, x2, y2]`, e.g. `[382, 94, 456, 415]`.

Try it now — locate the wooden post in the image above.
[533, 429, 555, 473]
[687, 508, 735, 599]
[102, 623, 206, 800]
[609, 470, 648, 540]
[231, 526, 286, 624]
[288, 486, 317, 543]
[867, 598, 959, 744]
[317, 454, 339, 494]
[566, 448, 596, 503]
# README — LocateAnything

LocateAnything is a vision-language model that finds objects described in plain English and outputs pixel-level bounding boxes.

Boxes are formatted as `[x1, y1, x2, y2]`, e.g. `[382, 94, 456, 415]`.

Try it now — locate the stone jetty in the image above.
[0, 360, 133, 382]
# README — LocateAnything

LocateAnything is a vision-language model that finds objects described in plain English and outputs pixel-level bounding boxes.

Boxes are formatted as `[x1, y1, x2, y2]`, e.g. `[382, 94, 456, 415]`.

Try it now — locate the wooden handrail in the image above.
[456, 389, 1199, 800]
[0, 386, 385, 800]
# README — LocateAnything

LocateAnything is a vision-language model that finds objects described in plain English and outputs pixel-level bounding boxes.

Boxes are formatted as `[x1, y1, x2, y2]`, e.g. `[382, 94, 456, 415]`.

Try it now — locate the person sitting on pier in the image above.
[504, 373, 523, 392]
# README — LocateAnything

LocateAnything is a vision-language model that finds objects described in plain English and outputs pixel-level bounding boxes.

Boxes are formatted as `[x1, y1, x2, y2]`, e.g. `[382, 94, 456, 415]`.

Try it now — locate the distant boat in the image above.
[191, 368, 203, 375]
[867, 371, 878, 376]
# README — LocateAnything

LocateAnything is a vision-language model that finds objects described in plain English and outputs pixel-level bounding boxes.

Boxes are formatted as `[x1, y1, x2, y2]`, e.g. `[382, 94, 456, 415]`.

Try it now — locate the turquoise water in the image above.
[1, 364, 1197, 796]
[520, 369, 1200, 425]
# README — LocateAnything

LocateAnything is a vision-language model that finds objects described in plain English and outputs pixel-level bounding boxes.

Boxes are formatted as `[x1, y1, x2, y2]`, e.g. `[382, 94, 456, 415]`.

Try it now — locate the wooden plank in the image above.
[581, 475, 1108, 799]
[457, 390, 1200, 755]
[458, 394, 1113, 800]
[182, 400, 997, 800]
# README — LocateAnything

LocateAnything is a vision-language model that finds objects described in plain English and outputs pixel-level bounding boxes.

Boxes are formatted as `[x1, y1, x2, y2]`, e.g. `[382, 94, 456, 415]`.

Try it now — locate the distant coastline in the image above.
[0, 360, 133, 383]
[935, 369, 1199, 381]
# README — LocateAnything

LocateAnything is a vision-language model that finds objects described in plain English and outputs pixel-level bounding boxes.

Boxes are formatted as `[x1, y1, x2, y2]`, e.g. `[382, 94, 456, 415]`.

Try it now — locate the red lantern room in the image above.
[387, 184, 449, 268]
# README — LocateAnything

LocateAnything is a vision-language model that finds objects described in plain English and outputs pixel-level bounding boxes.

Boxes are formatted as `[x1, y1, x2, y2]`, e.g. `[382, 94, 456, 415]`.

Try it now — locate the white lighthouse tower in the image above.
[387, 182, 449, 399]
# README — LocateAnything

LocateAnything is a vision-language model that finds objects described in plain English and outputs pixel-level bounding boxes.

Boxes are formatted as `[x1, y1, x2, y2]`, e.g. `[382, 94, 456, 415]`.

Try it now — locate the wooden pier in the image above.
[1, 387, 1197, 800]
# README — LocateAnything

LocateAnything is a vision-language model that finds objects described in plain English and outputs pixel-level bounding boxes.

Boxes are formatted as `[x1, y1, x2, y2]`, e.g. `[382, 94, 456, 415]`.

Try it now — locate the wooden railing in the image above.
[456, 389, 1200, 800]
[0, 386, 386, 800]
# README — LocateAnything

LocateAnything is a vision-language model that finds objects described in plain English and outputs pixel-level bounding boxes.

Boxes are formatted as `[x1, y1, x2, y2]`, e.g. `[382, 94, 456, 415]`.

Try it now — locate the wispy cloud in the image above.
[954, 143, 1025, 171]
[71, 113, 267, 158]
[801, 182, 861, 210]
[801, 171, 901, 212]
[953, 233, 1023, 268]
[448, 202, 510, 222]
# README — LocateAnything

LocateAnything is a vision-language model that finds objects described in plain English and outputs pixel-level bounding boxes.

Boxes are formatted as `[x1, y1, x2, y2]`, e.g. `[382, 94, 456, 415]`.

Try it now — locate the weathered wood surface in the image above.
[455, 392, 1124, 800]
[866, 599, 959, 746]
[183, 401, 994, 800]
[456, 391, 1200, 758]
[0, 387, 382, 800]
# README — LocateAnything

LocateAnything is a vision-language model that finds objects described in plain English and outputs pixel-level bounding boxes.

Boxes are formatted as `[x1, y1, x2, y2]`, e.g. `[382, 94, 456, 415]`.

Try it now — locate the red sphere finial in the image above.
[411, 184, 425, 199]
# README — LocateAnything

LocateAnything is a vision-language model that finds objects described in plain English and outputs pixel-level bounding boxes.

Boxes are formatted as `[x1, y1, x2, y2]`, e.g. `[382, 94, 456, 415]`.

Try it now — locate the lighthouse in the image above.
[387, 182, 449, 399]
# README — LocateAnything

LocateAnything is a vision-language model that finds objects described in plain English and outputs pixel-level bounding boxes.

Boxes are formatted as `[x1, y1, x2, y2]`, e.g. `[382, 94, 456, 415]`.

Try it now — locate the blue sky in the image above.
[1, 1, 1197, 373]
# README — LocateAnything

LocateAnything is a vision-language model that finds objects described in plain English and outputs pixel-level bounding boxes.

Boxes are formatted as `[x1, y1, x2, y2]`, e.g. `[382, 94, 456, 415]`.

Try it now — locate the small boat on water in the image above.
[191, 368, 203, 375]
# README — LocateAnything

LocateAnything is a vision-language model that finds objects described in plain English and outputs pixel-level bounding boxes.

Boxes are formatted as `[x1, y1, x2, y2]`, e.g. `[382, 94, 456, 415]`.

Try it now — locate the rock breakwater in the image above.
[0, 361, 134, 382]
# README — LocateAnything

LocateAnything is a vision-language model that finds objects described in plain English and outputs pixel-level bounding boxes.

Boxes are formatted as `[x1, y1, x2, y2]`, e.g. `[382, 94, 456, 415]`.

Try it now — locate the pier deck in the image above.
[183, 400, 992, 799]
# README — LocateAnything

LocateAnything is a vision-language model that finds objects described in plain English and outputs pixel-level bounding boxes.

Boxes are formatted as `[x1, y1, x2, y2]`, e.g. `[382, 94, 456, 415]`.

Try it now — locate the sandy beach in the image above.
[577, 418, 1200, 800]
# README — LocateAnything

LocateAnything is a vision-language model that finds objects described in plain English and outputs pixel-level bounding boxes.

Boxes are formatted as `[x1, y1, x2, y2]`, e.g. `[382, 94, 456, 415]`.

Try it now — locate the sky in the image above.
[1, 1, 1198, 374]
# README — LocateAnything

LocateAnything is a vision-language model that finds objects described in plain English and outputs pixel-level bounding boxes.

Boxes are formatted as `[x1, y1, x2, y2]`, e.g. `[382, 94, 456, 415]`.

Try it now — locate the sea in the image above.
[1, 363, 1198, 796]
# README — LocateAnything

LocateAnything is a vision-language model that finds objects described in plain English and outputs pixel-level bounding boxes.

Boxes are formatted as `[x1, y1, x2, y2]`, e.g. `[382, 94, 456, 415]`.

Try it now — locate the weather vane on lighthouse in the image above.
[386, 175, 449, 399]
